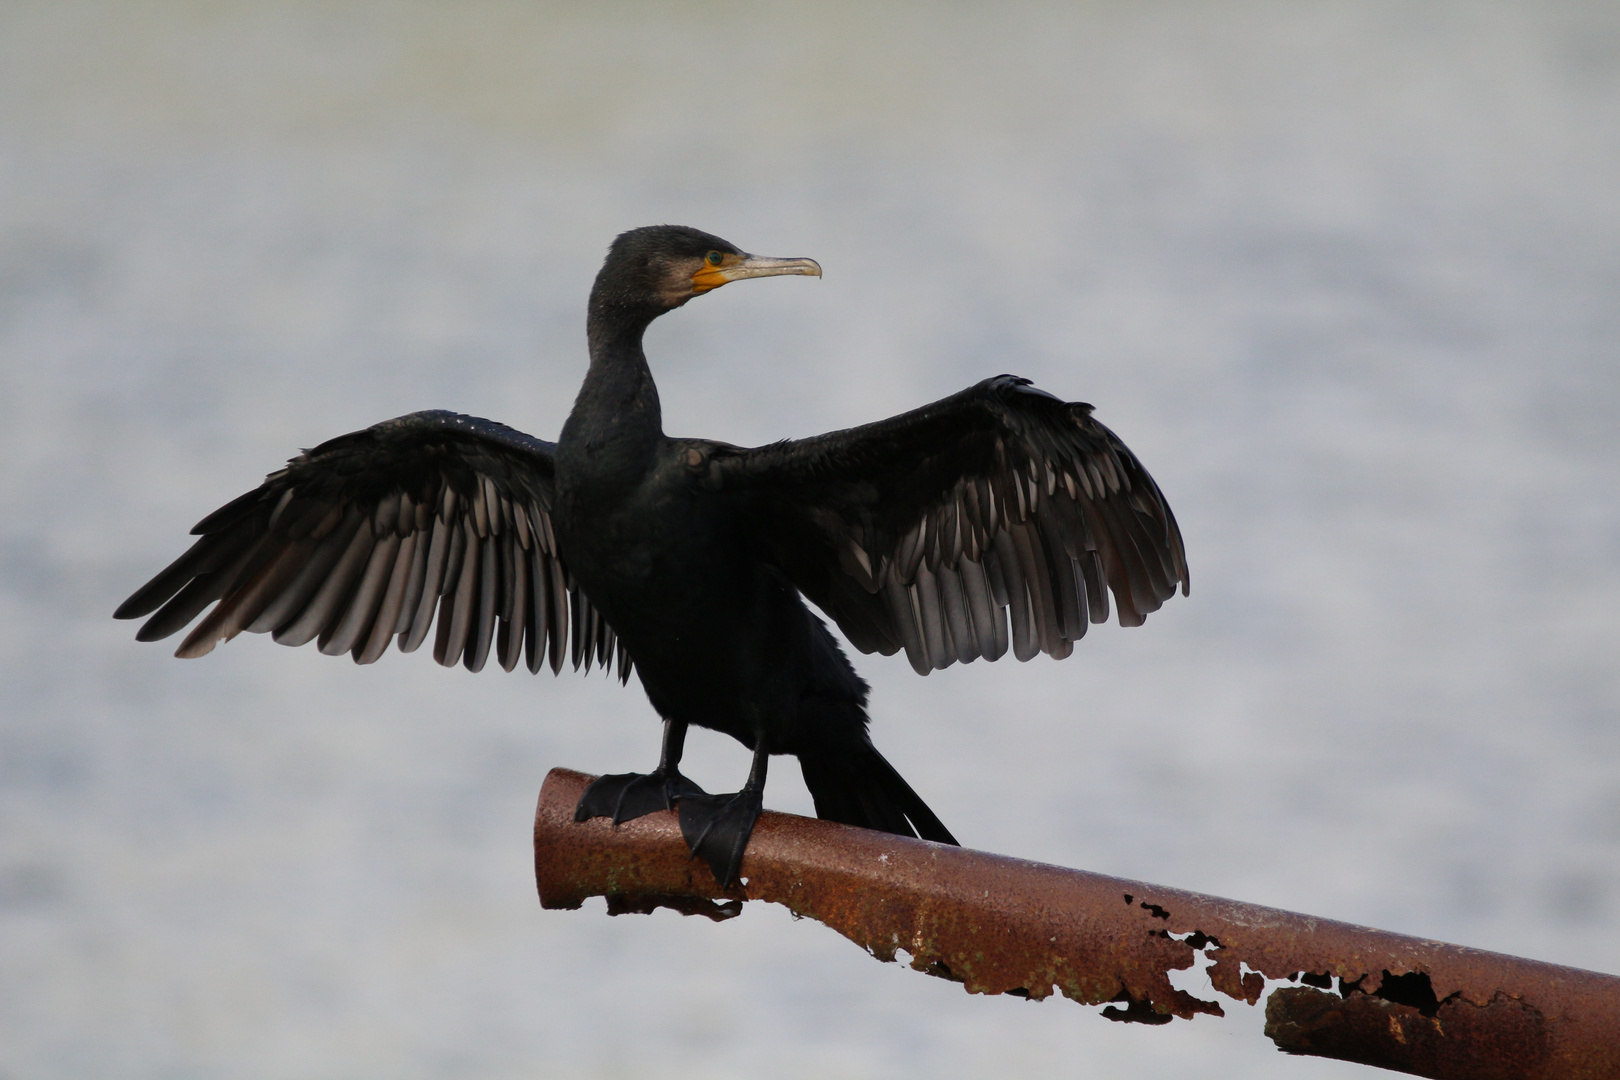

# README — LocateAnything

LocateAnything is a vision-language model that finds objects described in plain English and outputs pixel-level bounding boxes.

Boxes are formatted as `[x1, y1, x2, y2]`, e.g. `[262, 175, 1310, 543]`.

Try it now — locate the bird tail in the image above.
[798, 742, 959, 846]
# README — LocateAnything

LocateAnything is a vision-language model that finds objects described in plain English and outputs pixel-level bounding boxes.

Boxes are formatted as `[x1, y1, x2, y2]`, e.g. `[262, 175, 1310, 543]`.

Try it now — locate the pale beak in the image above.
[692, 254, 822, 293]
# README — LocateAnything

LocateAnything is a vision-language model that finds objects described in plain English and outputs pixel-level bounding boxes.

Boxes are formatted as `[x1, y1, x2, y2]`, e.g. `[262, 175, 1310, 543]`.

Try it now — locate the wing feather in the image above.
[248, 509, 362, 634]
[523, 549, 544, 675]
[913, 566, 950, 671]
[499, 534, 528, 673]
[438, 519, 479, 667]
[401, 513, 451, 649]
[395, 520, 432, 637]
[466, 533, 498, 673]
[936, 566, 977, 665]
[958, 557, 1006, 660]
[178, 539, 310, 654]
[357, 530, 418, 664]
[545, 553, 568, 674]
[319, 530, 401, 657]
[282, 520, 376, 649]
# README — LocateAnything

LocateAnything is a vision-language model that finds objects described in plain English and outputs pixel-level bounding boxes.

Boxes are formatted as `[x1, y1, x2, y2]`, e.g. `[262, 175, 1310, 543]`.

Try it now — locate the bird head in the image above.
[590, 226, 821, 324]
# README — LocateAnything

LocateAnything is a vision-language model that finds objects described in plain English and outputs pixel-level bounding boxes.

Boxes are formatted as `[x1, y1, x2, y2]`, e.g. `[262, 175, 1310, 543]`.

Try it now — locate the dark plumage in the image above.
[116, 224, 1189, 885]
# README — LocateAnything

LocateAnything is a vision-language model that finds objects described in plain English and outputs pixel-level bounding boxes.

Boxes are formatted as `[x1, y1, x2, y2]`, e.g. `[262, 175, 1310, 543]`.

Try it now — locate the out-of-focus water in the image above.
[2, 2, 1617, 1077]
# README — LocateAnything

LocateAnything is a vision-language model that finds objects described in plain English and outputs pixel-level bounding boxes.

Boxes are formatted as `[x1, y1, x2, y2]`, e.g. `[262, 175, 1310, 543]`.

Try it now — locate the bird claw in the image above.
[574, 768, 708, 826]
[678, 789, 764, 888]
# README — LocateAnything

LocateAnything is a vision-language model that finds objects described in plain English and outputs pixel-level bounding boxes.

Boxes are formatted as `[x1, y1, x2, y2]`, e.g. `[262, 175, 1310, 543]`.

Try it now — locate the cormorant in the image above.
[115, 225, 1188, 886]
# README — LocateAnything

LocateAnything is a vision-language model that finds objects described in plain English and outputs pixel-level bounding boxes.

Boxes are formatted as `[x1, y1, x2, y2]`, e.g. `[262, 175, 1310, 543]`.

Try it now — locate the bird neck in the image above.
[560, 313, 665, 480]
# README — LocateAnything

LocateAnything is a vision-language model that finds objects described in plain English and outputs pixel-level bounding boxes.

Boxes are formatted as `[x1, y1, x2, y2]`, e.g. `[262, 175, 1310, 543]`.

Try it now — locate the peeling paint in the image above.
[536, 768, 1620, 1079]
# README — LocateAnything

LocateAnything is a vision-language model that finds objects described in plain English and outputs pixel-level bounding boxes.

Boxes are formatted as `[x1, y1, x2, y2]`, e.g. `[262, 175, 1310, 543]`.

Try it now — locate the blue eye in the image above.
[706, 251, 723, 266]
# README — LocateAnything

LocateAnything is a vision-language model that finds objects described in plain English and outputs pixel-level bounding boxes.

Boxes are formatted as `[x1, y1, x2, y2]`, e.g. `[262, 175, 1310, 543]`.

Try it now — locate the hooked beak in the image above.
[691, 254, 822, 294]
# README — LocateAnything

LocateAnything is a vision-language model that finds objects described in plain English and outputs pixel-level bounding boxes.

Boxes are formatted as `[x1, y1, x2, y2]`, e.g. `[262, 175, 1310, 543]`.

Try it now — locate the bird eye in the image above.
[705, 251, 723, 267]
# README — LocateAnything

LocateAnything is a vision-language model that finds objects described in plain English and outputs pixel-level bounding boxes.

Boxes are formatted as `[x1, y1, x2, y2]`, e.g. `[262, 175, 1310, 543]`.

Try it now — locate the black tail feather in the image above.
[798, 743, 958, 846]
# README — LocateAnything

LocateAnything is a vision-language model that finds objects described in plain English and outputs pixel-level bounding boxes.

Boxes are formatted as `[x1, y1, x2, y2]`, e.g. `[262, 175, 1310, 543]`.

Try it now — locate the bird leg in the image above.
[574, 718, 708, 826]
[678, 743, 768, 888]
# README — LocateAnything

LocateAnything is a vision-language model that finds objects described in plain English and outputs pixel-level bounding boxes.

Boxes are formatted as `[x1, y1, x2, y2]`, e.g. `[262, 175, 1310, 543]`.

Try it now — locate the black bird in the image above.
[115, 225, 1188, 886]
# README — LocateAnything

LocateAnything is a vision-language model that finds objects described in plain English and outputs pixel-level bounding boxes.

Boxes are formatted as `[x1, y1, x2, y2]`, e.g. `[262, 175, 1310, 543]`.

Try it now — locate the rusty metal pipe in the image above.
[535, 768, 1620, 1079]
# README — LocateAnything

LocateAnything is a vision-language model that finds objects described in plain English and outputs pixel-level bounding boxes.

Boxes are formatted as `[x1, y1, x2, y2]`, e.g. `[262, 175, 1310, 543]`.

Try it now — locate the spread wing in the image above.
[716, 376, 1188, 675]
[115, 410, 630, 680]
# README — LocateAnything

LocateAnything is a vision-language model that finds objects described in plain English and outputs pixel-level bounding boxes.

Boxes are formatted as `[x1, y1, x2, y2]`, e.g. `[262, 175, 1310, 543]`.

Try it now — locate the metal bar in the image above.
[535, 767, 1620, 1079]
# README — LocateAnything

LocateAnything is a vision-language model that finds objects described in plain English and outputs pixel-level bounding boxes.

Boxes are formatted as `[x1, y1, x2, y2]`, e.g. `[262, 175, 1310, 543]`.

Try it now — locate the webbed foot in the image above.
[574, 768, 708, 826]
[678, 788, 764, 888]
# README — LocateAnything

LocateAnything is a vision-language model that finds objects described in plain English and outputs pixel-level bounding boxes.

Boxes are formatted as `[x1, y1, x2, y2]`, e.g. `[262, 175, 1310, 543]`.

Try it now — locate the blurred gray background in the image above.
[2, 2, 1618, 1077]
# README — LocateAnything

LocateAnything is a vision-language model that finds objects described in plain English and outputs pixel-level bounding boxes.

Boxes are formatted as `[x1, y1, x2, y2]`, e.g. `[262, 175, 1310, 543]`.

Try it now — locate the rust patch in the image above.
[536, 768, 1620, 1079]
[1267, 986, 1553, 1080]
